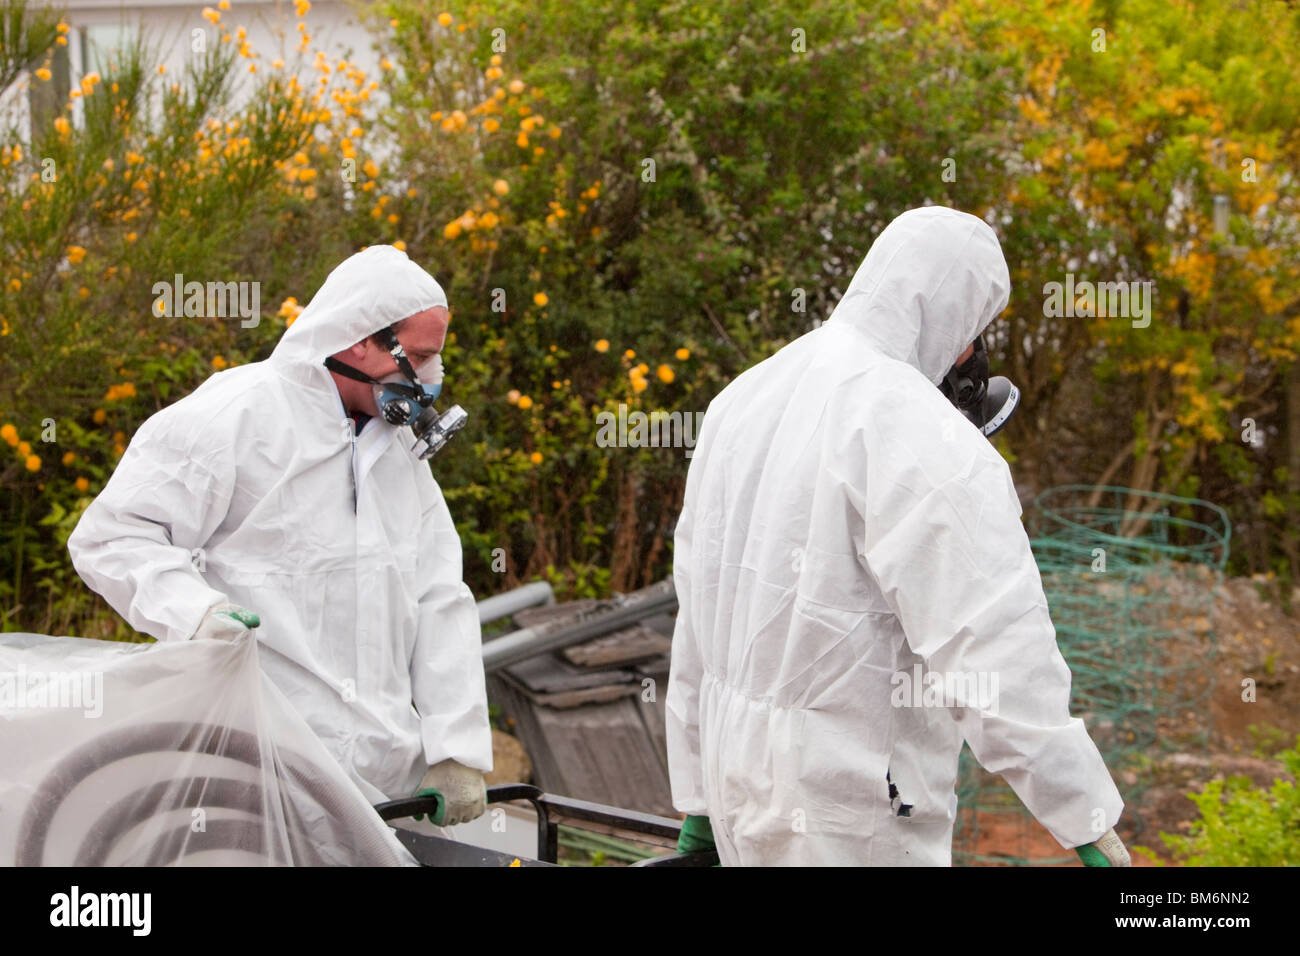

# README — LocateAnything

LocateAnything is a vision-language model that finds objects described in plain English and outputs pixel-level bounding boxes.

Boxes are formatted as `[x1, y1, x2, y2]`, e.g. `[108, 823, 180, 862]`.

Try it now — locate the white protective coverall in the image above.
[665, 206, 1124, 865]
[68, 245, 493, 805]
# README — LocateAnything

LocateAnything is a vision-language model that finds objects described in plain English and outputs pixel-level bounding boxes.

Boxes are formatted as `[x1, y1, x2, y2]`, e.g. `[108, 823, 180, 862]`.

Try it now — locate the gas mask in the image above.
[939, 335, 1020, 438]
[325, 326, 468, 459]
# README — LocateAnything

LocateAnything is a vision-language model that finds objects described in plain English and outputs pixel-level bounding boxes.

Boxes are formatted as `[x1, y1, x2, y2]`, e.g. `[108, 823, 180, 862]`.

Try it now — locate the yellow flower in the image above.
[548, 126, 561, 139]
[294, 0, 311, 16]
[53, 116, 70, 136]
[517, 395, 533, 410]
[35, 68, 52, 82]
[66, 245, 87, 264]
[8, 278, 21, 292]
[0, 424, 17, 445]
[125, 232, 137, 243]
[61, 451, 75, 465]
[218, 0, 229, 8]
[595, 339, 610, 353]
[675, 347, 690, 360]
[202, 6, 220, 23]
[493, 179, 509, 196]
[508, 79, 525, 94]
[507, 389, 521, 404]
[438, 12, 452, 26]
[657, 364, 675, 383]
[212, 355, 228, 370]
[393, 240, 406, 251]
[114, 444, 125, 457]
[444, 220, 462, 239]
[92, 409, 106, 424]
[112, 430, 126, 444]
[18, 441, 32, 456]
[483, 118, 500, 133]
[529, 451, 543, 465]
[533, 292, 548, 307]
[75, 477, 89, 492]
[515, 131, 529, 148]
[630, 377, 648, 395]
[624, 349, 635, 360]
[25, 454, 40, 472]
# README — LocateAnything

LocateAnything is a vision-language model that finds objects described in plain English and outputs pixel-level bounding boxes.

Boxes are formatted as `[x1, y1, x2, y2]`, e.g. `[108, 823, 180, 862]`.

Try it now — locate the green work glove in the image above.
[1076, 827, 1131, 867]
[677, 814, 716, 854]
[412, 759, 487, 827]
[193, 603, 261, 641]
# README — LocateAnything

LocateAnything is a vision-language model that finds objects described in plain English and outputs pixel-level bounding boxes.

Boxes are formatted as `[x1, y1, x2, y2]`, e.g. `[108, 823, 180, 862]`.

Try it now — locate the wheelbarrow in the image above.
[374, 783, 718, 867]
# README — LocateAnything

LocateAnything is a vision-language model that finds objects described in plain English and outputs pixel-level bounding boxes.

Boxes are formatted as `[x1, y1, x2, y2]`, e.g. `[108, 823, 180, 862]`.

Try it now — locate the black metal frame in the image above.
[374, 783, 719, 867]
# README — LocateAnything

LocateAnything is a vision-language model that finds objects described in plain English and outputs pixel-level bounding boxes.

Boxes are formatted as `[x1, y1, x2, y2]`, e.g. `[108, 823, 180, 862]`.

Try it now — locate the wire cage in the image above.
[953, 485, 1231, 865]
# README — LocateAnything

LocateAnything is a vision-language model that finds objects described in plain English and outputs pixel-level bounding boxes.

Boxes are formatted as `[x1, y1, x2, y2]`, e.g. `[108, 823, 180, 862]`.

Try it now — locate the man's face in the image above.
[331, 305, 450, 418]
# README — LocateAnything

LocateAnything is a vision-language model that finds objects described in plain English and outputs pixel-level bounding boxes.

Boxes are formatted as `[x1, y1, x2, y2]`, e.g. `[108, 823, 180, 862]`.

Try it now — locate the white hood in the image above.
[271, 245, 448, 369]
[826, 206, 1011, 384]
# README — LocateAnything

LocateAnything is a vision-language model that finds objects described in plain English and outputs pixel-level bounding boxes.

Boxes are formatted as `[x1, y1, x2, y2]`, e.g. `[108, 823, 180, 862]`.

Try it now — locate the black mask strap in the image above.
[324, 355, 379, 385]
[324, 325, 422, 390]
[372, 325, 422, 384]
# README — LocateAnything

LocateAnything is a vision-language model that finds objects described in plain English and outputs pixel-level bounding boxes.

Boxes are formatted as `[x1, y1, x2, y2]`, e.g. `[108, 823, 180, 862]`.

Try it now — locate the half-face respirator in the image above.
[939, 334, 1020, 438]
[325, 325, 468, 459]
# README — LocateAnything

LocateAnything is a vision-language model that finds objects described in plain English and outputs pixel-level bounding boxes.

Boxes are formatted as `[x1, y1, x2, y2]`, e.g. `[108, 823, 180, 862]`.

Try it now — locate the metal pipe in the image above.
[476, 581, 556, 626]
[480, 578, 677, 673]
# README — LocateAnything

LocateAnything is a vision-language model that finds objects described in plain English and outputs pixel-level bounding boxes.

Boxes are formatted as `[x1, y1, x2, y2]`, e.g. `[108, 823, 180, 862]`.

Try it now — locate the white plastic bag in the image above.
[0, 633, 416, 866]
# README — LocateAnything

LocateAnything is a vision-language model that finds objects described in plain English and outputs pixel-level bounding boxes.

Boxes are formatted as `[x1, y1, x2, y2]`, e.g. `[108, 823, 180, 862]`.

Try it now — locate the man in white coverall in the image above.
[68, 245, 491, 824]
[665, 206, 1130, 866]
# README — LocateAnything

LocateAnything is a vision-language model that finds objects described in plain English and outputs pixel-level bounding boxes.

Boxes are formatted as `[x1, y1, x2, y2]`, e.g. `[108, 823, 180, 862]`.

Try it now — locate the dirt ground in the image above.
[954, 567, 1300, 866]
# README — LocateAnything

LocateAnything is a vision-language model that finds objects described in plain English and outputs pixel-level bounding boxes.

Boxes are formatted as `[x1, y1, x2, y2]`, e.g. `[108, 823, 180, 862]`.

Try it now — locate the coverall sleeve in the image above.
[665, 497, 709, 815]
[67, 420, 234, 643]
[861, 416, 1124, 850]
[410, 480, 493, 773]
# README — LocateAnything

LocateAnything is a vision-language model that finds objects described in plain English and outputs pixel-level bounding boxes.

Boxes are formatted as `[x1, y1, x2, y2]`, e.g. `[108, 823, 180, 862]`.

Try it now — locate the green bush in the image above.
[1138, 737, 1300, 866]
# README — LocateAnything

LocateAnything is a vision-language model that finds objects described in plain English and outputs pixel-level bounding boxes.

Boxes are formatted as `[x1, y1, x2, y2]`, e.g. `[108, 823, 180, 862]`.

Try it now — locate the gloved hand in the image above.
[677, 814, 716, 854]
[1075, 827, 1132, 867]
[192, 602, 261, 641]
[413, 759, 486, 826]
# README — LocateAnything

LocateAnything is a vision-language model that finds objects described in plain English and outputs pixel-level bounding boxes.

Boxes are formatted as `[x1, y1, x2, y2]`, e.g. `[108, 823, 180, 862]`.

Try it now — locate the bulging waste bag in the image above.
[0, 632, 416, 866]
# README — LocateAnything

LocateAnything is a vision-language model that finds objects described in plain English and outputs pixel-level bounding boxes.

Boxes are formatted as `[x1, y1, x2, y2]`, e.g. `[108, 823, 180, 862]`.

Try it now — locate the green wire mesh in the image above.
[952, 485, 1231, 866]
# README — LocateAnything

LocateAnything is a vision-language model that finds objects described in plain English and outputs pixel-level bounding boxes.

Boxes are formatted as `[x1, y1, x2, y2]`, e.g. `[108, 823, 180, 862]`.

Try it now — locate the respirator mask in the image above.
[325, 325, 468, 459]
[939, 334, 1020, 438]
